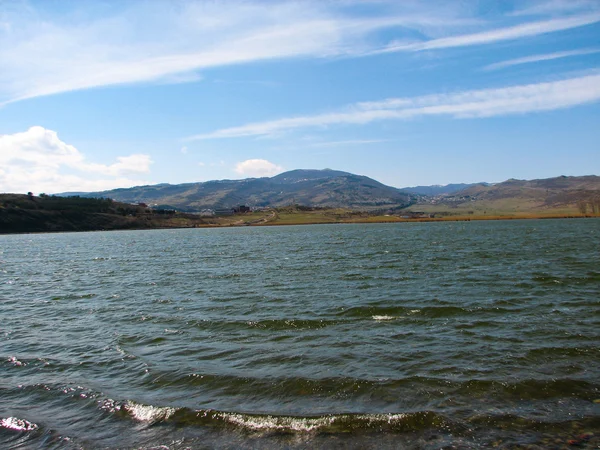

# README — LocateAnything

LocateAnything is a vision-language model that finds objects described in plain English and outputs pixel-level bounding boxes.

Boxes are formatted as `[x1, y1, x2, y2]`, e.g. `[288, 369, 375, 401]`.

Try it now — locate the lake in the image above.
[1, 219, 599, 449]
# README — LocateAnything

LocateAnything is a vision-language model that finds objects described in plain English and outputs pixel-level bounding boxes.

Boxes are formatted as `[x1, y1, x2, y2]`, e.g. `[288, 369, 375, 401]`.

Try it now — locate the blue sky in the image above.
[0, 0, 599, 194]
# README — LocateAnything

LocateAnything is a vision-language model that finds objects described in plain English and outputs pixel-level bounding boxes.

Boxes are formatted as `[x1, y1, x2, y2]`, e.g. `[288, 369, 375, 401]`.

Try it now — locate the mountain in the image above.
[270, 169, 354, 183]
[65, 169, 413, 211]
[454, 175, 600, 205]
[409, 175, 600, 216]
[400, 183, 486, 196]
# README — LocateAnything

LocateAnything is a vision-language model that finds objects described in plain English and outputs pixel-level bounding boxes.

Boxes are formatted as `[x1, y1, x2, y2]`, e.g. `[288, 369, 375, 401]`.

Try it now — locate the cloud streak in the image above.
[0, 2, 437, 105]
[1, 1, 599, 105]
[374, 14, 600, 54]
[187, 74, 600, 140]
[509, 0, 600, 17]
[483, 48, 600, 70]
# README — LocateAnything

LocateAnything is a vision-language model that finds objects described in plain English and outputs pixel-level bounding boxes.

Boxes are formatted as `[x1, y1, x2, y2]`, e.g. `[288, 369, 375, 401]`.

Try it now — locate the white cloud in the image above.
[0, 126, 153, 194]
[510, 0, 600, 17]
[234, 159, 283, 177]
[1, 2, 598, 105]
[483, 48, 600, 70]
[0, 2, 411, 104]
[180, 146, 188, 154]
[374, 14, 600, 54]
[188, 73, 600, 140]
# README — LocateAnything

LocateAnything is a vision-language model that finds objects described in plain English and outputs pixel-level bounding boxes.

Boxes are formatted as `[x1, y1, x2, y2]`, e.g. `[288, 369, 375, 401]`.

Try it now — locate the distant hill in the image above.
[400, 183, 487, 196]
[408, 175, 600, 216]
[61, 169, 413, 211]
[0, 194, 178, 233]
[270, 169, 353, 183]
[455, 175, 600, 205]
[54, 171, 600, 217]
[4, 174, 599, 233]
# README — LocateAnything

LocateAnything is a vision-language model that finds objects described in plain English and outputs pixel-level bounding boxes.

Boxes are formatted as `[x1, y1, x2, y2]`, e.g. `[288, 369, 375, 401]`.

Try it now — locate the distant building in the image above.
[233, 205, 251, 213]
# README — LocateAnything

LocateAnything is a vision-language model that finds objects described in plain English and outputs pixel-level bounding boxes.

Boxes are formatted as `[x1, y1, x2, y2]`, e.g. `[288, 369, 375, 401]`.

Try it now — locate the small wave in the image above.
[123, 402, 176, 424]
[341, 305, 508, 319]
[191, 318, 337, 332]
[372, 315, 395, 321]
[117, 402, 446, 433]
[218, 411, 414, 432]
[0, 417, 38, 432]
[454, 378, 597, 401]
[50, 293, 96, 301]
[220, 412, 338, 431]
[526, 346, 600, 359]
[340, 273, 373, 281]
[207, 273, 242, 279]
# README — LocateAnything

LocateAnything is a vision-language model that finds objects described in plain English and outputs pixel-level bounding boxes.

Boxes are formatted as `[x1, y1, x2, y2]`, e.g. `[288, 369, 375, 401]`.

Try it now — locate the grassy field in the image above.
[253, 207, 590, 226]
[403, 197, 584, 218]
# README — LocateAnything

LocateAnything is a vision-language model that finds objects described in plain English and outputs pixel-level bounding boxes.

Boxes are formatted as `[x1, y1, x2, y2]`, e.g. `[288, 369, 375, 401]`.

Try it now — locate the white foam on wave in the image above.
[124, 401, 176, 423]
[0, 417, 38, 431]
[218, 412, 408, 432]
[219, 413, 336, 431]
[372, 315, 395, 321]
[106, 399, 411, 433]
[354, 413, 408, 424]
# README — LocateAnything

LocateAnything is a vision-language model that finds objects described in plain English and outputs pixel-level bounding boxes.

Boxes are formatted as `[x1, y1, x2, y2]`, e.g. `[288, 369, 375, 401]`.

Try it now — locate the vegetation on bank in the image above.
[0, 193, 211, 233]
[0, 193, 597, 234]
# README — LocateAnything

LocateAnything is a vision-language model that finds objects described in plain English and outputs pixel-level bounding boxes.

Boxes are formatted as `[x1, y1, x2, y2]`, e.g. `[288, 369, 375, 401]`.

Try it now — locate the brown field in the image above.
[251, 207, 594, 227]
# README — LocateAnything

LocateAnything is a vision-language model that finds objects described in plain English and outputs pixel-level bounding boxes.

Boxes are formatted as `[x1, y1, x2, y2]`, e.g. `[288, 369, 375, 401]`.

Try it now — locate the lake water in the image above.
[1, 220, 599, 449]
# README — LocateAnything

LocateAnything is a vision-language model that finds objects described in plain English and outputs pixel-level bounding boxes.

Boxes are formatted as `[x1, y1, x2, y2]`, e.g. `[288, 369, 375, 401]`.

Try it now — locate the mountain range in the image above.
[61, 169, 600, 214]
[447, 175, 600, 209]
[64, 169, 413, 211]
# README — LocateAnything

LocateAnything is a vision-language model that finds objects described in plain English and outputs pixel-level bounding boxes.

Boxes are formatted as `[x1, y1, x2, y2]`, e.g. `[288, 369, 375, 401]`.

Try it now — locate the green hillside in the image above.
[0, 194, 211, 233]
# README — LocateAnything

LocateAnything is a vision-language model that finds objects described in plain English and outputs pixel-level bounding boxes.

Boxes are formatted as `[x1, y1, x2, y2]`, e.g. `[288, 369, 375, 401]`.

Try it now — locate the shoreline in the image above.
[251, 213, 594, 227]
[1, 213, 596, 235]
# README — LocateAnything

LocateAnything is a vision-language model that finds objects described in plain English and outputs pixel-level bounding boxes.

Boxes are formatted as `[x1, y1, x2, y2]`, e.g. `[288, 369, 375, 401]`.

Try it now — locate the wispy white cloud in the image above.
[374, 14, 600, 54]
[187, 73, 600, 140]
[1, 1, 598, 105]
[484, 48, 600, 70]
[234, 159, 284, 177]
[510, 0, 600, 17]
[0, 126, 152, 194]
[0, 2, 448, 105]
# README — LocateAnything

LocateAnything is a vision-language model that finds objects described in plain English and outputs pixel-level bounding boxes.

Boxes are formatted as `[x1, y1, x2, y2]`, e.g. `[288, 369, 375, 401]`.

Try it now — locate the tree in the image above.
[592, 197, 600, 215]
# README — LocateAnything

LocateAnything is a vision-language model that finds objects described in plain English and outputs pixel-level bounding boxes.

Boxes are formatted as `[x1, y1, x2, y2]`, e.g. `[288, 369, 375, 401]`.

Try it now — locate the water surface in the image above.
[1, 220, 599, 448]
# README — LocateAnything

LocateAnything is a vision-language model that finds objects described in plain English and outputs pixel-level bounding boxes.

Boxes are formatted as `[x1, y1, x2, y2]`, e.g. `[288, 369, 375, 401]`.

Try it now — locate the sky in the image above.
[0, 0, 599, 194]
